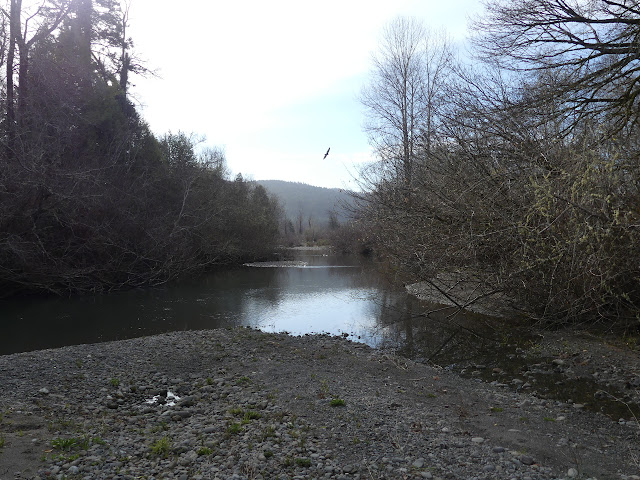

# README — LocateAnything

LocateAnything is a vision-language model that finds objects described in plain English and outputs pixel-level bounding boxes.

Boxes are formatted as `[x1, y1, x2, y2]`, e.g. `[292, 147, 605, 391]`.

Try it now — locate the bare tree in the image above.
[352, 2, 640, 328]
[472, 0, 640, 133]
[360, 17, 454, 185]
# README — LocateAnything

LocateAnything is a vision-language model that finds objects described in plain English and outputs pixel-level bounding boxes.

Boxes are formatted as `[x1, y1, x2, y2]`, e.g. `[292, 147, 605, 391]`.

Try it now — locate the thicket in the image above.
[0, 0, 280, 297]
[357, 4, 640, 328]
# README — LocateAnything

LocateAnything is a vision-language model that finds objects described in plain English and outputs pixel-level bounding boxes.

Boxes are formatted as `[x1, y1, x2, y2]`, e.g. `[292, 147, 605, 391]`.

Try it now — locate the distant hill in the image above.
[257, 180, 353, 227]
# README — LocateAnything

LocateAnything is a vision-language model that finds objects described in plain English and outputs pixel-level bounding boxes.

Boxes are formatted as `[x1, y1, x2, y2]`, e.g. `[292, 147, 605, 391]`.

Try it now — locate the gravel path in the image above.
[0, 328, 638, 480]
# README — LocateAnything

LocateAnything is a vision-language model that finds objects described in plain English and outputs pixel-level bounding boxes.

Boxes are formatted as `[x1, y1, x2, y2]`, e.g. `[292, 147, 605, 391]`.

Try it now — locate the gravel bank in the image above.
[0, 328, 638, 480]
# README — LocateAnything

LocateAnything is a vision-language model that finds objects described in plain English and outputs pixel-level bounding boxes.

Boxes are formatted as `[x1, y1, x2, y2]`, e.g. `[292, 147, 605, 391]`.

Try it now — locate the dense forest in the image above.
[0, 0, 280, 297]
[356, 2, 640, 329]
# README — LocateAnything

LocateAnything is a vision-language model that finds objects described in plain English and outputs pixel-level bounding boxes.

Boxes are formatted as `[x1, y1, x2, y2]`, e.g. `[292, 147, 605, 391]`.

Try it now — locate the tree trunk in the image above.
[5, 0, 21, 157]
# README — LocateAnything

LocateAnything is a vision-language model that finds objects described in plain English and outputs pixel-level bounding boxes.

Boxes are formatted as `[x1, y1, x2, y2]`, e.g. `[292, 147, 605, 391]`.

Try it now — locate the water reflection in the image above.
[0, 250, 424, 355]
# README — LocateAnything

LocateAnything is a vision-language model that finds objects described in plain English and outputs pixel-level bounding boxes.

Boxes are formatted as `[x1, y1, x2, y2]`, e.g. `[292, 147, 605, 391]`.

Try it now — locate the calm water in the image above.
[2, 248, 638, 419]
[0, 250, 426, 355]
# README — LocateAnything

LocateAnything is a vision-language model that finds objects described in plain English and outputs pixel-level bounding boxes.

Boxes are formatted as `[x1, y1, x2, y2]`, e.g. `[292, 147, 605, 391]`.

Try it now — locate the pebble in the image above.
[519, 455, 535, 465]
[412, 458, 425, 468]
[0, 328, 635, 480]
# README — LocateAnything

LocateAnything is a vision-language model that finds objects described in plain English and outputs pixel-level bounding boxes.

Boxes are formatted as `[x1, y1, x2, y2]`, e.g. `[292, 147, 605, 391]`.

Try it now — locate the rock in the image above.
[412, 458, 425, 468]
[177, 395, 197, 407]
[567, 467, 579, 477]
[492, 446, 505, 453]
[471, 437, 484, 443]
[519, 455, 535, 465]
[38, 387, 50, 395]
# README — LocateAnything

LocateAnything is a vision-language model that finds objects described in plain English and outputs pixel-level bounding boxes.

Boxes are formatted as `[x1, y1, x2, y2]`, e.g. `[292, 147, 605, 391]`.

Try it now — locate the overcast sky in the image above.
[127, 0, 483, 189]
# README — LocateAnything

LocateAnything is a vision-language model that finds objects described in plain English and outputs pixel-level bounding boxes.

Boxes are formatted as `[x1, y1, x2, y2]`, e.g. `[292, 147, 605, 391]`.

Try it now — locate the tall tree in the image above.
[361, 17, 453, 185]
[2, 0, 70, 155]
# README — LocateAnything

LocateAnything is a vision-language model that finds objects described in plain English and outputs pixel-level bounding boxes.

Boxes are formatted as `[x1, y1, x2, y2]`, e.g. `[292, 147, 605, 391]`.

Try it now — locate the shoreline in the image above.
[1, 328, 639, 479]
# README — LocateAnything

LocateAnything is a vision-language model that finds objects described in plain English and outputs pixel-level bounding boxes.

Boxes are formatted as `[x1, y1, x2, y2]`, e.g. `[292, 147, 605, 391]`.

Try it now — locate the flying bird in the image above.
[323, 147, 330, 160]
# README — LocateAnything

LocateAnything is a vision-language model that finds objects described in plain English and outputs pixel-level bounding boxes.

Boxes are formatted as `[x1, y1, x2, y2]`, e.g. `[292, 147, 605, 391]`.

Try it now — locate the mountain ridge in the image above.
[256, 179, 353, 226]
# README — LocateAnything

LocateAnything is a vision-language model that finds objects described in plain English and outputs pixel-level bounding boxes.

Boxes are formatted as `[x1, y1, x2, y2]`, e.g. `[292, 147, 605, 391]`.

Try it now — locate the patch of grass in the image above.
[426, 393, 437, 398]
[109, 377, 120, 387]
[229, 407, 244, 416]
[75, 359, 83, 368]
[543, 417, 556, 422]
[236, 376, 251, 385]
[0, 434, 5, 448]
[295, 457, 311, 467]
[150, 436, 171, 457]
[226, 423, 242, 436]
[206, 377, 214, 385]
[197, 446, 212, 456]
[244, 410, 262, 421]
[330, 398, 345, 407]
[77, 436, 91, 450]
[51, 437, 78, 451]
[490, 407, 504, 413]
[48, 452, 80, 463]
[51, 435, 94, 453]
[264, 449, 274, 458]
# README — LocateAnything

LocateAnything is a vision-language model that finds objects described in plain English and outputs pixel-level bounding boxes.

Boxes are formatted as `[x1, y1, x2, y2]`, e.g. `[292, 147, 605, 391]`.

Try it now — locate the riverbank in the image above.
[405, 279, 640, 419]
[0, 328, 638, 479]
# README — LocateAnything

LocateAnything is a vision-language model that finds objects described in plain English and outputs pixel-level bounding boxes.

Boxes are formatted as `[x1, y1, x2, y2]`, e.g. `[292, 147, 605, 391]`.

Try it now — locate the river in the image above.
[0, 248, 430, 356]
[2, 247, 638, 419]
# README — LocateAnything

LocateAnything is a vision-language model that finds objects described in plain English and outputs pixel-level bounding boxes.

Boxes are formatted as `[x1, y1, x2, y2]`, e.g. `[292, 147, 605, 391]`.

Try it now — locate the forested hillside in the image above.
[257, 180, 353, 227]
[0, 0, 280, 297]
